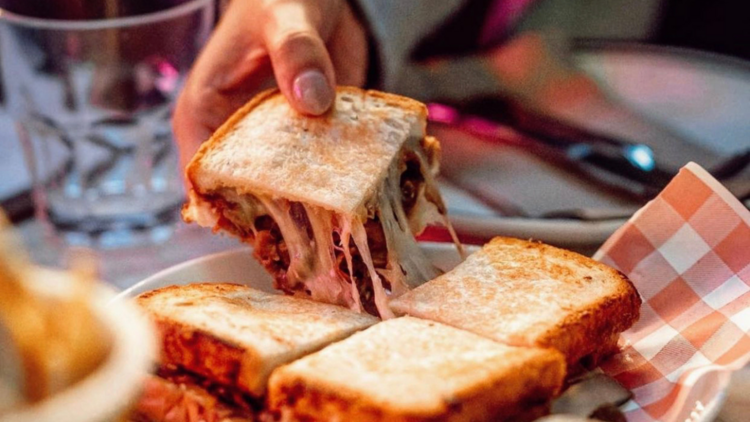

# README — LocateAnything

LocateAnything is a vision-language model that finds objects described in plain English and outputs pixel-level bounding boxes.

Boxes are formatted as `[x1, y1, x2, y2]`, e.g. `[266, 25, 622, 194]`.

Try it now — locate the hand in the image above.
[173, 0, 369, 169]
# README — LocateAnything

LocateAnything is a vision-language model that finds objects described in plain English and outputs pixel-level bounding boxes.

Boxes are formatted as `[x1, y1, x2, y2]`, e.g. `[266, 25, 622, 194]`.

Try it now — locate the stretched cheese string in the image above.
[337, 216, 363, 312]
[412, 145, 467, 260]
[257, 197, 310, 287]
[380, 155, 441, 289]
[197, 140, 464, 316]
[303, 204, 352, 306]
[350, 216, 395, 319]
[259, 197, 351, 306]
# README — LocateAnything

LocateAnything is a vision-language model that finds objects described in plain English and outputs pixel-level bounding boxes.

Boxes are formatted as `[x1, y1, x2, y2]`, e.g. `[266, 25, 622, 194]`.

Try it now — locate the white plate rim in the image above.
[118, 242, 471, 299]
[4, 271, 156, 422]
[118, 242, 730, 422]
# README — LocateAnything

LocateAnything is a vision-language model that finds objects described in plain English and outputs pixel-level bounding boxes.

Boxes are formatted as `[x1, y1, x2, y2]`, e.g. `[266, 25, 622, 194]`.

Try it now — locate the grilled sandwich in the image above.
[182, 87, 462, 318]
[390, 237, 642, 367]
[268, 316, 566, 422]
[132, 283, 377, 421]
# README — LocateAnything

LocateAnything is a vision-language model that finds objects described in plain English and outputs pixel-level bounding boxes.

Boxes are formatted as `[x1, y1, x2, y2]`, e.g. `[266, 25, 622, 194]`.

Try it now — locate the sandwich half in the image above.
[183, 87, 462, 318]
[267, 316, 566, 422]
[132, 283, 377, 421]
[390, 237, 642, 367]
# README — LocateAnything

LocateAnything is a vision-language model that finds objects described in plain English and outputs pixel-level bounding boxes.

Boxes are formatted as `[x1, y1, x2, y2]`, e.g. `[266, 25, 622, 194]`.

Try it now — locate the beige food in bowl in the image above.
[0, 214, 157, 422]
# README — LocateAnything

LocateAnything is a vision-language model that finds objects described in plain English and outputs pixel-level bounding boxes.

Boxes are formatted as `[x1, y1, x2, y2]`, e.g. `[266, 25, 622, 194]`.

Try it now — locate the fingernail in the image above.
[293, 70, 333, 115]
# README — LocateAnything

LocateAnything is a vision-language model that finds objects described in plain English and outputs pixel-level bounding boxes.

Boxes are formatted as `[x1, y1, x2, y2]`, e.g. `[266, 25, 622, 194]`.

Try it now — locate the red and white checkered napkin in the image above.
[593, 162, 750, 422]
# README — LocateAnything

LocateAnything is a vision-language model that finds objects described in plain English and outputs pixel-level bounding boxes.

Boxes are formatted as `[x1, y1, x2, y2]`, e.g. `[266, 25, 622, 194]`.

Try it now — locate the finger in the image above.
[193, 0, 272, 93]
[328, 3, 368, 87]
[173, 1, 274, 173]
[262, 1, 338, 115]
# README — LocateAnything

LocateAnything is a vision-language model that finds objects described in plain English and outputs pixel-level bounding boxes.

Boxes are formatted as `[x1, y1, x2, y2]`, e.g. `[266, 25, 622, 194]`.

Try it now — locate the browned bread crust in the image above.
[493, 239, 641, 366]
[137, 283, 377, 397]
[137, 284, 262, 396]
[270, 378, 557, 422]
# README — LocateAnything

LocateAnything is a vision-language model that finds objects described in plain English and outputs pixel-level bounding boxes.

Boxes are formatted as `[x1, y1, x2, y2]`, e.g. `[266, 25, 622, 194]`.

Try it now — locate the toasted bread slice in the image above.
[181, 87, 458, 317]
[136, 283, 377, 397]
[185, 87, 427, 216]
[390, 237, 641, 365]
[268, 316, 566, 422]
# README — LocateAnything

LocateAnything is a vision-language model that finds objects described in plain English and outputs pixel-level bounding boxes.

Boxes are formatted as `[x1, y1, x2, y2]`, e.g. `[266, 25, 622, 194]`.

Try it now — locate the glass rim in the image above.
[0, 0, 213, 30]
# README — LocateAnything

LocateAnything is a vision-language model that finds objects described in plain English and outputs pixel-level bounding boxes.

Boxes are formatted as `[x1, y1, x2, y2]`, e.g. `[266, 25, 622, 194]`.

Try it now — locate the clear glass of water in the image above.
[0, 0, 214, 248]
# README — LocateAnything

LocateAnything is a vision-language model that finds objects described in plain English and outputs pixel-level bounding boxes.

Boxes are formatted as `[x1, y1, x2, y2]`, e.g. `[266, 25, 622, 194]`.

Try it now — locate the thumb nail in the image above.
[293, 69, 334, 115]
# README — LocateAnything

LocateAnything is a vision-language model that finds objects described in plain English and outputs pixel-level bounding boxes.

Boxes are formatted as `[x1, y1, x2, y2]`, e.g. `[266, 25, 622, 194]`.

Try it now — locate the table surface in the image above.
[17, 218, 238, 290]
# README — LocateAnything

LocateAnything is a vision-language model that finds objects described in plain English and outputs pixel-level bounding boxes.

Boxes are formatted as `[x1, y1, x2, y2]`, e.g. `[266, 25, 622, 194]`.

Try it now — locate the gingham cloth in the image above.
[594, 162, 750, 422]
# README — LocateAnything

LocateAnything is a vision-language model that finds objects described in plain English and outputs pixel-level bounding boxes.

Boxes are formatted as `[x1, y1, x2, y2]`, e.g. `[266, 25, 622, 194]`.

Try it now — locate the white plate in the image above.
[119, 242, 472, 298]
[118, 243, 733, 421]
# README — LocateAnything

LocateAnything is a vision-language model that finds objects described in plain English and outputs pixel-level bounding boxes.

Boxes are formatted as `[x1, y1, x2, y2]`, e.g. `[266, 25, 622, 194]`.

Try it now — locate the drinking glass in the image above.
[0, 0, 214, 247]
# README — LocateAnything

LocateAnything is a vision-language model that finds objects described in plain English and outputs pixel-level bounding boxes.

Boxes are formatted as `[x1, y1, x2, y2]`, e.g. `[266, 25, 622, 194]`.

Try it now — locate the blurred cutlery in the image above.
[429, 102, 750, 203]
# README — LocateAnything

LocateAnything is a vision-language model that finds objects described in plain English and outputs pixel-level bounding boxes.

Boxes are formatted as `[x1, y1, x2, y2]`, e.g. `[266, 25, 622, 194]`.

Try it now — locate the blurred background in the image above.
[0, 0, 748, 288]
[1, 3, 748, 422]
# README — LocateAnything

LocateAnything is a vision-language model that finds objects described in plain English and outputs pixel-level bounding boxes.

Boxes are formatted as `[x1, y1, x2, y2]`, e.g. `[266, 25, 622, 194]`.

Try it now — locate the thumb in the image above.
[262, 2, 337, 115]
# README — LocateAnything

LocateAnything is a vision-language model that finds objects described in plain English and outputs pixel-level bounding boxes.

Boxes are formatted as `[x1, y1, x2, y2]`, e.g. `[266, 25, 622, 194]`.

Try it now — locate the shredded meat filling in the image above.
[332, 218, 390, 316]
[133, 367, 259, 422]
[400, 151, 425, 217]
[214, 199, 404, 315]
[206, 195, 291, 292]
[252, 215, 292, 292]
[206, 149, 432, 316]
[157, 366, 262, 414]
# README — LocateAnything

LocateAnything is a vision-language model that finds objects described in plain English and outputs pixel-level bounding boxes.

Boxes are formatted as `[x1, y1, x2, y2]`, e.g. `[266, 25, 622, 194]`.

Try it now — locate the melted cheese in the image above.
[337, 216, 363, 312]
[258, 197, 352, 307]
[411, 149, 467, 259]
[379, 162, 439, 291]
[303, 204, 353, 306]
[348, 216, 392, 318]
[189, 142, 464, 317]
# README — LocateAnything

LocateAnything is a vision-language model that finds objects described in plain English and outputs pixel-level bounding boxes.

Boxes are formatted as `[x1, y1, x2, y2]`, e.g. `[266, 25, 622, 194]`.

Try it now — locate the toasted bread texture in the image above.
[268, 316, 566, 422]
[390, 237, 641, 365]
[185, 87, 427, 215]
[136, 283, 377, 397]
